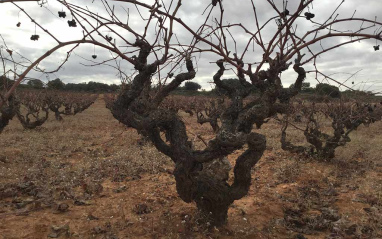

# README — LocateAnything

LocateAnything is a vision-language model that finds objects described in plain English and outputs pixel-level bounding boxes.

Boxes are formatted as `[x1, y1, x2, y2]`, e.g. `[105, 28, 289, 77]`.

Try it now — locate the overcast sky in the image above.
[0, 0, 381, 93]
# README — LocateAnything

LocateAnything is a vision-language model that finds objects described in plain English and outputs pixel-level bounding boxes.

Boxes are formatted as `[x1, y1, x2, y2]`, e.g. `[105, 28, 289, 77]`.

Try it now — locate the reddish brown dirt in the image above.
[0, 96, 381, 239]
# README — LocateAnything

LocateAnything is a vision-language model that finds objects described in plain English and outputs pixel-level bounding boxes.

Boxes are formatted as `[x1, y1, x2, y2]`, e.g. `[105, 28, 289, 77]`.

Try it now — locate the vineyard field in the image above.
[0, 95, 381, 238]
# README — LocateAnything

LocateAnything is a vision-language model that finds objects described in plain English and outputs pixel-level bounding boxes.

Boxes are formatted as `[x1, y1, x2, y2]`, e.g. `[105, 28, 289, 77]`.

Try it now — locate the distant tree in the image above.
[109, 84, 120, 92]
[184, 81, 201, 91]
[316, 83, 341, 98]
[27, 79, 44, 89]
[290, 82, 313, 93]
[47, 78, 65, 90]
[64, 81, 120, 92]
[87, 81, 111, 92]
[302, 82, 310, 88]
[0, 75, 10, 89]
[64, 83, 77, 91]
[0, 76, 29, 89]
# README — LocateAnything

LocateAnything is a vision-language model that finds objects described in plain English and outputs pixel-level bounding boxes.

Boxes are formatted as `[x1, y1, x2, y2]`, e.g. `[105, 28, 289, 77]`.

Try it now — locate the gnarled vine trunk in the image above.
[0, 95, 18, 133]
[16, 107, 49, 129]
[110, 38, 306, 227]
[173, 133, 266, 226]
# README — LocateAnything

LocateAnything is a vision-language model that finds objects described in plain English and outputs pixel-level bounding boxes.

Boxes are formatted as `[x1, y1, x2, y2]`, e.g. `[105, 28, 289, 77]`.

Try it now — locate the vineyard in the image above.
[0, 91, 381, 238]
[1, 0, 382, 238]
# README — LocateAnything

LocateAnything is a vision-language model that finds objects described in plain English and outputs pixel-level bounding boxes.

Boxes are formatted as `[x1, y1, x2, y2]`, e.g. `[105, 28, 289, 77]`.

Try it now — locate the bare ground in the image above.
[0, 96, 381, 239]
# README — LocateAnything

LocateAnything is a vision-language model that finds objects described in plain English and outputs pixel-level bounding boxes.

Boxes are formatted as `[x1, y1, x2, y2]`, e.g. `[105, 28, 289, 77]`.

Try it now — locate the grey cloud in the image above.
[0, 0, 381, 93]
